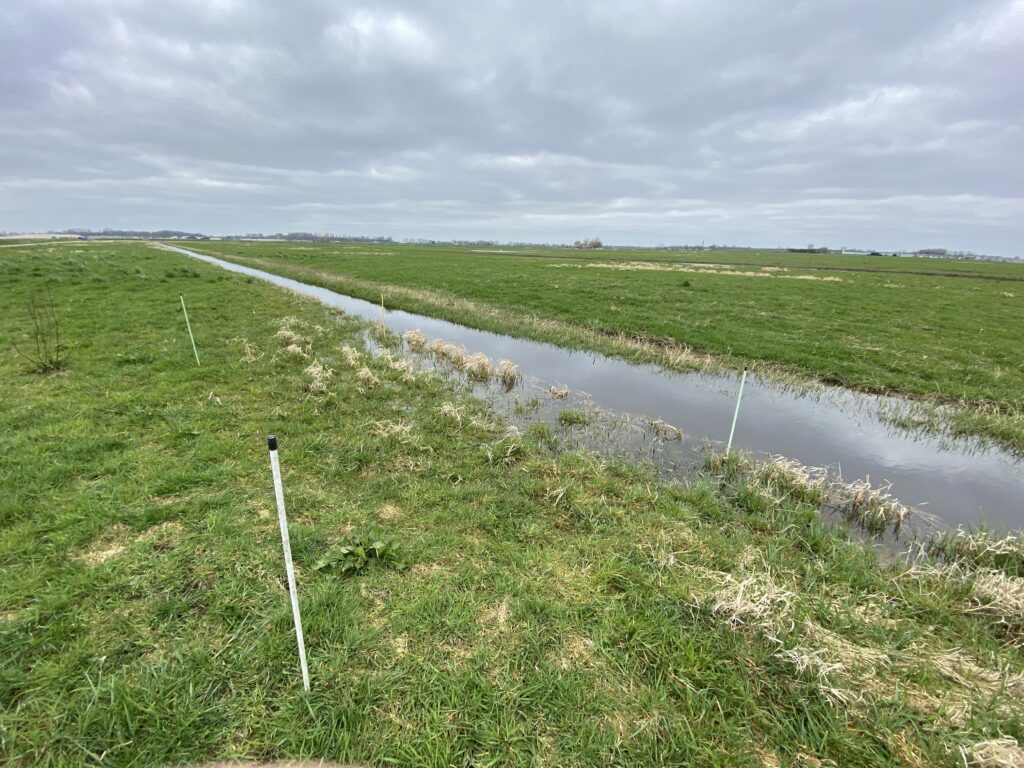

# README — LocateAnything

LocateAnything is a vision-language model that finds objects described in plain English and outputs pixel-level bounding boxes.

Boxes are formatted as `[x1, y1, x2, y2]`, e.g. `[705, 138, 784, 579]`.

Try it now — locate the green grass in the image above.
[176, 241, 1024, 455]
[2, 241, 1023, 766]
[557, 409, 592, 428]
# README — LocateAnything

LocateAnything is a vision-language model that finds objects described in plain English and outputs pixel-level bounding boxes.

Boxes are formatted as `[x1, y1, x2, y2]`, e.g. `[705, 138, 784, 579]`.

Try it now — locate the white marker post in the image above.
[179, 293, 200, 366]
[726, 368, 748, 454]
[267, 434, 310, 691]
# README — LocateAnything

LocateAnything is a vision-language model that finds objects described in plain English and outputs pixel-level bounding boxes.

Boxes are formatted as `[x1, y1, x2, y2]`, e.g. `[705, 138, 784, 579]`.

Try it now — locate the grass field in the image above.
[3, 241, 1024, 767]
[177, 241, 1024, 455]
[0, 239, 75, 248]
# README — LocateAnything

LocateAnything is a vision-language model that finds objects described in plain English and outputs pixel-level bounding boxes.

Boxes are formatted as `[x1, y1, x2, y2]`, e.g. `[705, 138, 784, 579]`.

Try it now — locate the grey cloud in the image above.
[1, 0, 1021, 253]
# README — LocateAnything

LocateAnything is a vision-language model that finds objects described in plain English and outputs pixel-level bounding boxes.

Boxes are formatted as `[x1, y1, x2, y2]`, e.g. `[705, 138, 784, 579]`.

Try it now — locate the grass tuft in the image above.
[402, 328, 427, 352]
[302, 358, 335, 394]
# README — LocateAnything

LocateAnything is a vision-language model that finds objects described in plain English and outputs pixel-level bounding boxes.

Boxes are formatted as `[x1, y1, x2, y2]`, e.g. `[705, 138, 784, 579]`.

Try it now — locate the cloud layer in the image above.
[2, 0, 1022, 252]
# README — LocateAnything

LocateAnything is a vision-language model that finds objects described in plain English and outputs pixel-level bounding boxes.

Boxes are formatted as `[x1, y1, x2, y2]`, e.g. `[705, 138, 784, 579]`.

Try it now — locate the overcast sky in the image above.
[2, 1, 1022, 253]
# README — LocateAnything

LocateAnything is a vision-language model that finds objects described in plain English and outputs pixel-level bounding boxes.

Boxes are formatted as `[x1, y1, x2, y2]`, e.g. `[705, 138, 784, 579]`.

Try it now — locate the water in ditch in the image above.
[160, 243, 1023, 533]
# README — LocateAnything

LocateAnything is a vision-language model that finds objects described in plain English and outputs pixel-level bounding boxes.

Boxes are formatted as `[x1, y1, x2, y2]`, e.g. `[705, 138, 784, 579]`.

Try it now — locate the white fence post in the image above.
[267, 434, 310, 691]
[726, 368, 748, 454]
[179, 293, 200, 366]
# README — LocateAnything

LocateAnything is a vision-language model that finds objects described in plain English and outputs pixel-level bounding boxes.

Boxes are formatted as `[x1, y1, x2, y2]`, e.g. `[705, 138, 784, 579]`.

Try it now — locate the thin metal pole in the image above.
[268, 434, 310, 692]
[726, 368, 748, 454]
[179, 293, 200, 366]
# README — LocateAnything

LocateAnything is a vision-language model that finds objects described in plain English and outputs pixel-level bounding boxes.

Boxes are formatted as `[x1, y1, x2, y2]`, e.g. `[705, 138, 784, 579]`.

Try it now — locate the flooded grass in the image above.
[706, 451, 915, 538]
[922, 528, 1024, 576]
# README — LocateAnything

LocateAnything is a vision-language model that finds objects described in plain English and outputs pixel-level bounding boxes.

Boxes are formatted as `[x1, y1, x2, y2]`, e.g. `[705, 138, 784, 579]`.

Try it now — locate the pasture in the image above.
[1, 241, 1022, 766]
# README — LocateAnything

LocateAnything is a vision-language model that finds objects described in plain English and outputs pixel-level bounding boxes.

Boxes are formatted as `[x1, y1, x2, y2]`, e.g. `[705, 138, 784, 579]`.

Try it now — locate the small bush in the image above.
[12, 287, 68, 373]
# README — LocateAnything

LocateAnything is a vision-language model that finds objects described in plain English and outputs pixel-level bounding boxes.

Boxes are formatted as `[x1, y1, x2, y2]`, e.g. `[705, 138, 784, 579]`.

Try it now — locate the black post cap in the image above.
[267, 434, 278, 451]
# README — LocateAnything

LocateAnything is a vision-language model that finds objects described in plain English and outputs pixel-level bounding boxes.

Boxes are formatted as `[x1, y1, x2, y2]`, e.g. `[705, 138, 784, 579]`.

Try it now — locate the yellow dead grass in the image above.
[960, 738, 1024, 767]
[78, 521, 184, 566]
[376, 504, 403, 521]
[549, 261, 843, 282]
[478, 597, 511, 635]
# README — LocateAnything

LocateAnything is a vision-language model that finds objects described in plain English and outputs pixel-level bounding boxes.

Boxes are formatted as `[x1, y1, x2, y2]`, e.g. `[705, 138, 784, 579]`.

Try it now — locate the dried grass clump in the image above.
[663, 342, 713, 371]
[284, 343, 306, 358]
[901, 561, 1024, 628]
[390, 358, 416, 384]
[339, 345, 362, 367]
[439, 402, 464, 425]
[925, 528, 1024, 576]
[775, 645, 851, 705]
[425, 338, 518, 389]
[706, 571, 795, 636]
[548, 385, 570, 399]
[303, 359, 334, 394]
[485, 432, 524, 466]
[710, 452, 915, 537]
[78, 527, 129, 565]
[357, 367, 380, 388]
[646, 418, 683, 440]
[835, 478, 912, 536]
[495, 360, 520, 391]
[464, 352, 494, 382]
[960, 738, 1024, 768]
[698, 568, 875, 703]
[370, 420, 414, 441]
[966, 569, 1024, 624]
[930, 648, 1024, 701]
[237, 339, 262, 363]
[554, 635, 596, 671]
[781, 620, 895, 705]
[379, 349, 416, 383]
[756, 457, 829, 506]
[275, 328, 305, 345]
[429, 340, 468, 369]
[403, 329, 427, 352]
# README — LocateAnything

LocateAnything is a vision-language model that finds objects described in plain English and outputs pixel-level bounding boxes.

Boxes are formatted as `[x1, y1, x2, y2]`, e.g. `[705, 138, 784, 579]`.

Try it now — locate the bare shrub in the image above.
[12, 287, 67, 373]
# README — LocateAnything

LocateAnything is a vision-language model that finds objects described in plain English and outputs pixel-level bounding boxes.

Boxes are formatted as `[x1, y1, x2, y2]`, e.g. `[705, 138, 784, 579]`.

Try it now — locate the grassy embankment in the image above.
[2, 241, 1023, 767]
[181, 241, 1024, 455]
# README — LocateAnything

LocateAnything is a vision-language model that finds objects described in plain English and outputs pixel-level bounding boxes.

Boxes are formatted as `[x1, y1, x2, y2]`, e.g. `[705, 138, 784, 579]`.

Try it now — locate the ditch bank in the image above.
[157, 243, 1024, 532]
